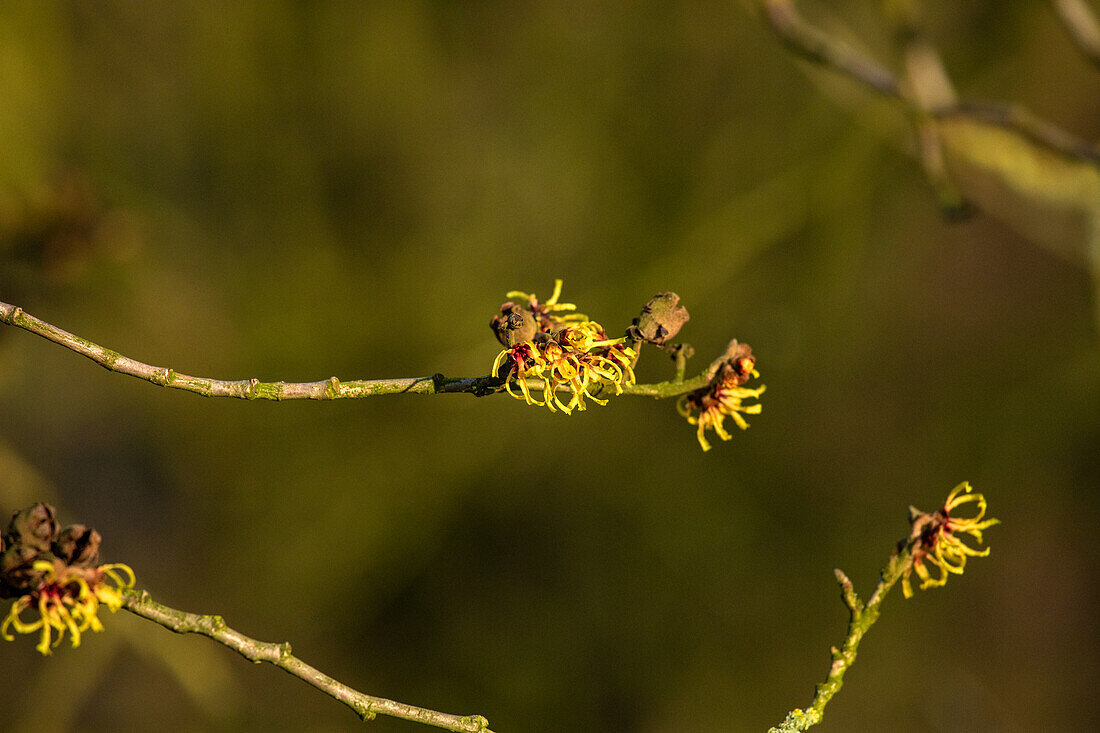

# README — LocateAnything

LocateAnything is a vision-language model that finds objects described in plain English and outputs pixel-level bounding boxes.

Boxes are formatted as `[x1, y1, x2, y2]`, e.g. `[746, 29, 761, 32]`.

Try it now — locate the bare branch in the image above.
[0, 300, 706, 401]
[759, 0, 901, 98]
[888, 2, 969, 214]
[121, 589, 494, 733]
[757, 0, 1100, 164]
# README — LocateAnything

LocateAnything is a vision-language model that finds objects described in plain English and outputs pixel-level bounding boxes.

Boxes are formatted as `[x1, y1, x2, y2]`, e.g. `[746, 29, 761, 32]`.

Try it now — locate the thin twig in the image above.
[766, 547, 911, 732]
[121, 589, 494, 733]
[932, 102, 1100, 163]
[1052, 0, 1100, 69]
[759, 0, 902, 98]
[0, 300, 706, 401]
[887, 1, 970, 215]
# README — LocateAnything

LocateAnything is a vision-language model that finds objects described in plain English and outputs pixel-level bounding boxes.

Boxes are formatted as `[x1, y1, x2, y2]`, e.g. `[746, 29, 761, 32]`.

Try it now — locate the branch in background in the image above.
[932, 102, 1100, 163]
[0, 300, 706, 402]
[759, 0, 901, 98]
[758, 0, 1100, 164]
[768, 483, 999, 732]
[1052, 0, 1100, 69]
[119, 589, 494, 733]
[886, 0, 970, 216]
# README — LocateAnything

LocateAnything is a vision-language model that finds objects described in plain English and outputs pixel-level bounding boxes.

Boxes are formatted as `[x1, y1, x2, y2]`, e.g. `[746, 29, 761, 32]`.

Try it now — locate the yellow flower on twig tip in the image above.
[677, 343, 764, 451]
[1, 559, 135, 655]
[677, 383, 765, 451]
[901, 482, 999, 598]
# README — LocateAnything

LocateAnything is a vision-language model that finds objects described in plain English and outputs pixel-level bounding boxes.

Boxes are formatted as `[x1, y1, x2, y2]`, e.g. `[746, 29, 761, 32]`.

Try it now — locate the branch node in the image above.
[460, 715, 491, 731]
[834, 568, 863, 614]
[324, 376, 340, 399]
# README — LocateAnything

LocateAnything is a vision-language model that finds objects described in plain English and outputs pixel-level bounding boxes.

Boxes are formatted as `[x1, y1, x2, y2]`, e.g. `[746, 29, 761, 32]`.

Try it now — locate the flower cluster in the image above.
[901, 482, 999, 598]
[488, 281, 764, 449]
[490, 280, 637, 414]
[677, 340, 765, 451]
[1, 503, 135, 655]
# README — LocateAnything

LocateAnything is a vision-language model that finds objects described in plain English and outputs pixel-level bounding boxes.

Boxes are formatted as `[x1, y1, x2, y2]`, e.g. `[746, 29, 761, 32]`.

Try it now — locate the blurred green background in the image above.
[1, 2, 1097, 731]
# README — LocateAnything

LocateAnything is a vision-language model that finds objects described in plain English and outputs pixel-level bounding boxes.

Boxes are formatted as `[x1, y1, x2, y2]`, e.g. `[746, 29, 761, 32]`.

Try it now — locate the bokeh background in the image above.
[1, 2, 1097, 731]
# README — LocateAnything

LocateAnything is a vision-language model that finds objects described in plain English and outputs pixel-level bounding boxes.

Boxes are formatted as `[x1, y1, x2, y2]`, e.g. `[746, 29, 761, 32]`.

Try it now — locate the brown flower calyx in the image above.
[490, 302, 539, 347]
[705, 339, 757, 387]
[626, 292, 690, 346]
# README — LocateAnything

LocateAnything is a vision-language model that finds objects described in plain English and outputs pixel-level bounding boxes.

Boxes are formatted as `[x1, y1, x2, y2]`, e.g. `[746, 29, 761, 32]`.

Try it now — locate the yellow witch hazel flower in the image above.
[490, 280, 637, 414]
[901, 482, 1000, 598]
[1, 502, 135, 655]
[2, 560, 135, 655]
[677, 340, 765, 451]
[505, 278, 591, 331]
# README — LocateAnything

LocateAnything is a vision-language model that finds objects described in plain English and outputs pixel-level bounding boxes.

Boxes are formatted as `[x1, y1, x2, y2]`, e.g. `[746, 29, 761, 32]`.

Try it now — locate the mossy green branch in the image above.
[120, 589, 494, 733]
[0, 301, 706, 402]
[767, 550, 911, 732]
[768, 481, 1000, 732]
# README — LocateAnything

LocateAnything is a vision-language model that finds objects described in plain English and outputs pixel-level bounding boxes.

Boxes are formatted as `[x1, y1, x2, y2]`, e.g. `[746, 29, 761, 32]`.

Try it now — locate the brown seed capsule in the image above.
[53, 524, 102, 568]
[0, 543, 50, 596]
[6, 503, 60, 553]
[490, 302, 539, 347]
[627, 292, 690, 346]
